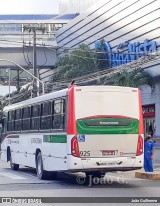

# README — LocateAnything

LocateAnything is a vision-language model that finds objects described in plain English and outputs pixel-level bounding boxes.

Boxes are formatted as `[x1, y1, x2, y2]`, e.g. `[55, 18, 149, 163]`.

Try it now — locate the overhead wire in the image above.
[0, 37, 159, 62]
[0, 30, 158, 49]
[0, 32, 159, 55]
[0, 6, 159, 93]
[47, 51, 160, 90]
[38, 44, 48, 67]
[0, 35, 159, 64]
[37, 33, 48, 67]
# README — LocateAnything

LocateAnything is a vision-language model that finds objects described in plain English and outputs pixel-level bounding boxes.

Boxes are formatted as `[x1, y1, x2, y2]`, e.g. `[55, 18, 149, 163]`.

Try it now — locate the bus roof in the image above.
[3, 88, 68, 112]
[3, 85, 139, 112]
[74, 86, 138, 92]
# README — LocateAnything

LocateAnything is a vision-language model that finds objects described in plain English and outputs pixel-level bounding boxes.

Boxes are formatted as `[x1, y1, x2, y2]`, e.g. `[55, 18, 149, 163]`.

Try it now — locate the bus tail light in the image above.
[71, 136, 80, 157]
[136, 134, 143, 156]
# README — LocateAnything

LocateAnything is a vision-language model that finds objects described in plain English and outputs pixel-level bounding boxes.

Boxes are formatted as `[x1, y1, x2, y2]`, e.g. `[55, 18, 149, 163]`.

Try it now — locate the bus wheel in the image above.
[10, 153, 19, 171]
[36, 152, 47, 180]
[81, 172, 103, 185]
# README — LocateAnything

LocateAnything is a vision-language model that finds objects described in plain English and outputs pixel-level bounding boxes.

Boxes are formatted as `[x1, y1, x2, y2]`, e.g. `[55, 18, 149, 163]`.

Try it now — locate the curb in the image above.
[135, 171, 160, 180]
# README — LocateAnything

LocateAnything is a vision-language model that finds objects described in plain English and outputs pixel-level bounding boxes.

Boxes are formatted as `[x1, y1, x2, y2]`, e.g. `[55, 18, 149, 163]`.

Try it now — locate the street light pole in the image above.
[0, 59, 45, 95]
[6, 68, 11, 105]
[33, 28, 38, 97]
[8, 68, 11, 105]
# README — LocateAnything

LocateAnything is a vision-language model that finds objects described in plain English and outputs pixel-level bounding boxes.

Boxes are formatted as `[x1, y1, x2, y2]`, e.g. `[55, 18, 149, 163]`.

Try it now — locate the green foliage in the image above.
[0, 95, 7, 121]
[45, 43, 111, 92]
[50, 44, 99, 82]
[4, 84, 32, 105]
[0, 87, 31, 122]
[10, 87, 31, 104]
[103, 69, 154, 88]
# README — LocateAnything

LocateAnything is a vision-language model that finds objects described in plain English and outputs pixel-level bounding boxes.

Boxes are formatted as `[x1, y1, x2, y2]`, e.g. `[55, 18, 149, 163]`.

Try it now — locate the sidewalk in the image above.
[134, 148, 160, 180]
[135, 170, 160, 180]
[111, 148, 160, 181]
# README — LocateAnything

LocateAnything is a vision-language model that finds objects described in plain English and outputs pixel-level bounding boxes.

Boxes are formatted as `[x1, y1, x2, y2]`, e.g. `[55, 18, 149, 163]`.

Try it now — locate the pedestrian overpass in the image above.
[0, 14, 78, 86]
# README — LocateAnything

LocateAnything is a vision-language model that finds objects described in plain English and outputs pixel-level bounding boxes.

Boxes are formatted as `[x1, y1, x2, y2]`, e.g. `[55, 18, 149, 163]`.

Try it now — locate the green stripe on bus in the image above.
[43, 135, 67, 143]
[7, 135, 19, 138]
[13, 135, 19, 138]
[76, 118, 139, 134]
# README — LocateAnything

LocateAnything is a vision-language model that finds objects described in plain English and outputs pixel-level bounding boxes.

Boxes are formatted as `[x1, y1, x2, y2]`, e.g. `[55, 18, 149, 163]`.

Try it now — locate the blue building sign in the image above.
[95, 39, 157, 67]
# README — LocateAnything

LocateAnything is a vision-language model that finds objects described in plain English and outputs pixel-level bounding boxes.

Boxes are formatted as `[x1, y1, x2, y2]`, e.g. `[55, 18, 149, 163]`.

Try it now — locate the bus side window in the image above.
[7, 110, 15, 132]
[22, 107, 30, 131]
[52, 99, 65, 130]
[31, 104, 40, 130]
[15, 109, 21, 131]
[1, 117, 6, 142]
[40, 101, 51, 130]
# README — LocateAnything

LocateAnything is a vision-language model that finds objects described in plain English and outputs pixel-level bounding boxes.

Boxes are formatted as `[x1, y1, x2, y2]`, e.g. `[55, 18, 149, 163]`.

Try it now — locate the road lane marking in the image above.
[0, 172, 26, 179]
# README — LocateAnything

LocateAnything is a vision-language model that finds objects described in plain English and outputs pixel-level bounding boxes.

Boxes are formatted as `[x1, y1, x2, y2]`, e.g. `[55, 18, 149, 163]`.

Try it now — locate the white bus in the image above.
[0, 85, 144, 179]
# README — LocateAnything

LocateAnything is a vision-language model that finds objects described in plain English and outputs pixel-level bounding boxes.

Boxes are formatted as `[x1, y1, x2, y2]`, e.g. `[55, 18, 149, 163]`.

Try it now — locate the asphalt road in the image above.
[0, 149, 159, 206]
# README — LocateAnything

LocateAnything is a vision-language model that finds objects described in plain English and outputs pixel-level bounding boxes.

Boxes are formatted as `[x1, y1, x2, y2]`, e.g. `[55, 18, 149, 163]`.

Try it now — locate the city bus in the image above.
[0, 85, 144, 180]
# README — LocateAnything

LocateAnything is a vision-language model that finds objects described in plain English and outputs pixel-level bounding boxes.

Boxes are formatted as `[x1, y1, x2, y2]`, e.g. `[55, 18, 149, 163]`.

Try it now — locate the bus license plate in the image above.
[102, 150, 117, 156]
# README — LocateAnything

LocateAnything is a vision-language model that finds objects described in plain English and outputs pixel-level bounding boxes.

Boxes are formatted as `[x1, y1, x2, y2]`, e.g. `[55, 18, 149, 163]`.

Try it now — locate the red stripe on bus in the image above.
[67, 85, 76, 134]
[143, 112, 155, 118]
[138, 89, 144, 134]
[6, 136, 13, 138]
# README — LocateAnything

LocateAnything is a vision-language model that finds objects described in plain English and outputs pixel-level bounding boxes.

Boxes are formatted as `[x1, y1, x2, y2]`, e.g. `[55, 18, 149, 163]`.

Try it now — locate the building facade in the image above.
[56, 0, 160, 136]
[0, 14, 77, 86]
[59, 0, 98, 14]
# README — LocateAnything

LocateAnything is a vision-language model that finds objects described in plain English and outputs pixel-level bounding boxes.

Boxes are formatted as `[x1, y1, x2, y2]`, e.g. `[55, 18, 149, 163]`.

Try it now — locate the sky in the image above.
[0, 0, 59, 14]
[0, 86, 16, 96]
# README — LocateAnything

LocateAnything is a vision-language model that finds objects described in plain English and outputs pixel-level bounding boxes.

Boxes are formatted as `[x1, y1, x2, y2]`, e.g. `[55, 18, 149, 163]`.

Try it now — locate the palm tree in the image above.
[103, 68, 154, 89]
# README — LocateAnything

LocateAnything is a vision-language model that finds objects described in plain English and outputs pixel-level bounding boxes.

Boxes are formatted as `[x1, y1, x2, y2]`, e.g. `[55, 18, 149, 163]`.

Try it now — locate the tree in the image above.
[46, 43, 112, 92]
[0, 95, 7, 121]
[3, 83, 32, 105]
[53, 44, 99, 81]
[45, 44, 101, 92]
[103, 68, 154, 88]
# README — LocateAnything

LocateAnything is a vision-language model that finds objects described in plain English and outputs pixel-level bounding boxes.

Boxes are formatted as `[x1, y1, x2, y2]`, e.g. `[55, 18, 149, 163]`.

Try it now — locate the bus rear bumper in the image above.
[67, 155, 143, 171]
[68, 167, 142, 173]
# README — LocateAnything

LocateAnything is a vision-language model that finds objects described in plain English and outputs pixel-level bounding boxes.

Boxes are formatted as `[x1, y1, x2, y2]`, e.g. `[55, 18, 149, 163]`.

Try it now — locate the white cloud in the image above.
[0, 0, 59, 14]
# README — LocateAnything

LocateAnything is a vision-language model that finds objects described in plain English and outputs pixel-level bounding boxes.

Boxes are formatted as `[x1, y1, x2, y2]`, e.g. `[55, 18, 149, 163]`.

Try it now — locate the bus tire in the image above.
[36, 152, 48, 180]
[80, 171, 103, 185]
[10, 153, 19, 171]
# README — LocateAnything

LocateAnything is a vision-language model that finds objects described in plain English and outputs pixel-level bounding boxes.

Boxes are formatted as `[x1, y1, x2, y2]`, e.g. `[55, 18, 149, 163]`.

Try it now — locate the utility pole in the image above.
[23, 25, 45, 97]
[17, 69, 20, 92]
[8, 68, 11, 105]
[33, 28, 37, 97]
[6, 68, 11, 105]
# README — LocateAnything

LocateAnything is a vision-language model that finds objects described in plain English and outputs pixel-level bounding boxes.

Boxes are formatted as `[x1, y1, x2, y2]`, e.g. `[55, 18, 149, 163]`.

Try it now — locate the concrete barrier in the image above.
[135, 171, 160, 180]
[152, 138, 160, 142]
